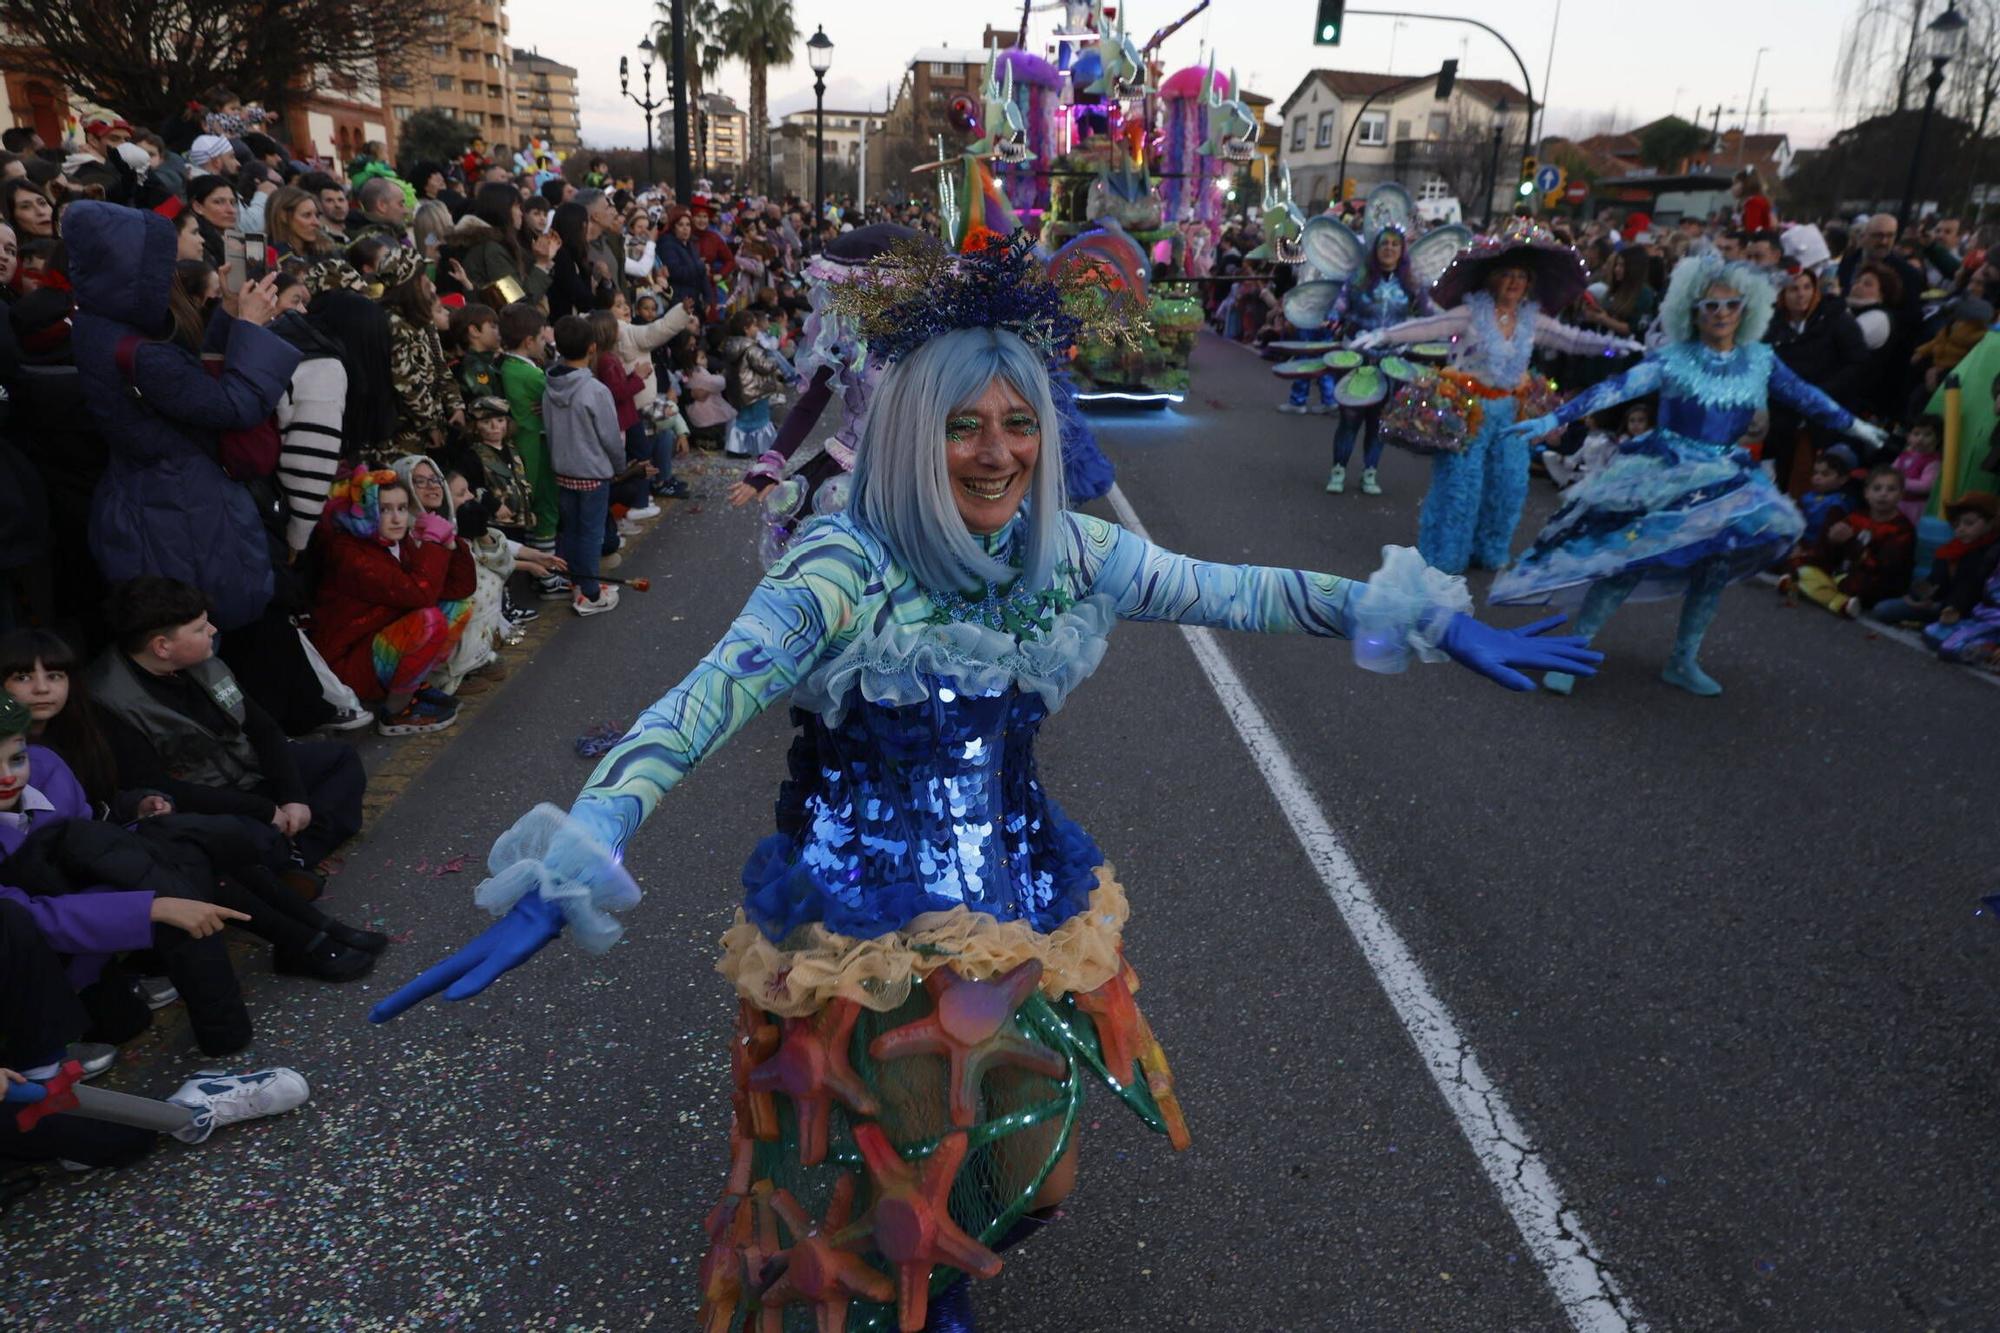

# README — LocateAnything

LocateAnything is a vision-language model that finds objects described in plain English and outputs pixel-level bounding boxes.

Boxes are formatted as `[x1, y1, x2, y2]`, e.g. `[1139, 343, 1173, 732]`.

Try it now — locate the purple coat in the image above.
[0, 746, 155, 985]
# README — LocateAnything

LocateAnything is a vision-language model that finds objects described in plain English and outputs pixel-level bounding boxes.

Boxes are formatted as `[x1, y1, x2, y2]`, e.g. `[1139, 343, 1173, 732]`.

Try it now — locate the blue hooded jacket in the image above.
[65, 201, 301, 630]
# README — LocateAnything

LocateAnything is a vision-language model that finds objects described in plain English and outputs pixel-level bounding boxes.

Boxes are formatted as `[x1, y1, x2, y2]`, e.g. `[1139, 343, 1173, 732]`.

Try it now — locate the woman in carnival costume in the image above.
[369, 236, 1600, 1332]
[1489, 255, 1886, 696]
[733, 227, 1117, 562]
[1285, 185, 1467, 495]
[1355, 221, 1640, 573]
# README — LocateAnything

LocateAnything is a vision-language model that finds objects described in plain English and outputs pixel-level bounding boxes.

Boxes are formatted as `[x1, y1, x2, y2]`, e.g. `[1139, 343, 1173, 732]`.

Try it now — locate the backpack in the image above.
[113, 333, 282, 482]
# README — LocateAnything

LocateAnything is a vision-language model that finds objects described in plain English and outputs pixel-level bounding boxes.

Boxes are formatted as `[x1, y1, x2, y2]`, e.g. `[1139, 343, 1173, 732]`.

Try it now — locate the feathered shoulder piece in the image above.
[817, 231, 1145, 368]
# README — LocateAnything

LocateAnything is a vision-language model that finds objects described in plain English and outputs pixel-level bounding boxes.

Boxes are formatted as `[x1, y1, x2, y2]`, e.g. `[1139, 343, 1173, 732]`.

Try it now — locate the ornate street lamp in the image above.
[1900, 0, 1969, 225]
[808, 25, 834, 218]
[620, 36, 664, 189]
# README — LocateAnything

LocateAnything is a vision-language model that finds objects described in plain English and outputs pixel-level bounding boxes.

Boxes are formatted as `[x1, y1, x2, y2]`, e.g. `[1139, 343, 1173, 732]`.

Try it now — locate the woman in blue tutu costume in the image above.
[1491, 255, 1887, 697]
[1355, 221, 1639, 573]
[365, 237, 1599, 1332]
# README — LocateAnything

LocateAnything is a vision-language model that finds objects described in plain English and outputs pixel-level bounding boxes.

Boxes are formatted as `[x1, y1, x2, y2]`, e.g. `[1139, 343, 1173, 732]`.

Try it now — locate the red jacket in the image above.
[1804, 508, 1915, 607]
[596, 353, 643, 433]
[692, 226, 735, 282]
[310, 529, 476, 696]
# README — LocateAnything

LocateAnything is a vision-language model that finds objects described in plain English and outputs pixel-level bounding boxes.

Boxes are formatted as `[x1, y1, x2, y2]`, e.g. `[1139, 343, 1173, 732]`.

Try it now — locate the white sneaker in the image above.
[615, 519, 644, 537]
[167, 1067, 311, 1144]
[136, 976, 179, 1010]
[1277, 401, 1308, 415]
[626, 503, 662, 520]
[574, 586, 621, 616]
[320, 706, 375, 733]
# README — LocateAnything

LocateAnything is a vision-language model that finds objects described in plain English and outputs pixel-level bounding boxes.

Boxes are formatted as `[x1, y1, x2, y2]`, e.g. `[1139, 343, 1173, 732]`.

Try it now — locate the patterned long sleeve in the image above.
[1362, 306, 1472, 346]
[570, 523, 875, 848]
[1768, 355, 1856, 432]
[1544, 359, 1667, 430]
[1066, 513, 1358, 638]
[1530, 312, 1641, 358]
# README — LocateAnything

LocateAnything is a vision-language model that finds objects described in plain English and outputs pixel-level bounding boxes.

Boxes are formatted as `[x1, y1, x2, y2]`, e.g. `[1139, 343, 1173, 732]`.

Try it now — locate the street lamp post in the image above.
[1483, 99, 1508, 229]
[667, 0, 692, 201]
[1901, 0, 1968, 225]
[619, 38, 664, 189]
[808, 25, 834, 219]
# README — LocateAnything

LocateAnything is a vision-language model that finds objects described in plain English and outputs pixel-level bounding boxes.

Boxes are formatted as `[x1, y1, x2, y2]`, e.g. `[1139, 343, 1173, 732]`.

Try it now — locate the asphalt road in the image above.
[5, 332, 1998, 1332]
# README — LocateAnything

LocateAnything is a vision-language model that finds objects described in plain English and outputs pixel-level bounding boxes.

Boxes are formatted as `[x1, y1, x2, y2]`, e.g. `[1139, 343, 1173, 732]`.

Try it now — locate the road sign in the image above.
[1534, 164, 1564, 196]
[1564, 181, 1589, 204]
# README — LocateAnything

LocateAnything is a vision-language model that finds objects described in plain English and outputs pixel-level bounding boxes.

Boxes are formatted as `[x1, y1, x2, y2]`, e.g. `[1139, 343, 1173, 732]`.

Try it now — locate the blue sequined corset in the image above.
[741, 680, 1103, 942]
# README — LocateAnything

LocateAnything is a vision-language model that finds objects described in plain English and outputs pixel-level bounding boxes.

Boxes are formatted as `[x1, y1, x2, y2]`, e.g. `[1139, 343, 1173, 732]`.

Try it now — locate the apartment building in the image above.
[512, 48, 582, 156]
[384, 0, 516, 147]
[768, 107, 887, 198]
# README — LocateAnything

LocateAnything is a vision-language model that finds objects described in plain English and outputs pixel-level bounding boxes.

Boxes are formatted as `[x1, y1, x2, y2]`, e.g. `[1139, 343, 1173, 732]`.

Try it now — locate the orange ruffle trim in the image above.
[716, 867, 1129, 1018]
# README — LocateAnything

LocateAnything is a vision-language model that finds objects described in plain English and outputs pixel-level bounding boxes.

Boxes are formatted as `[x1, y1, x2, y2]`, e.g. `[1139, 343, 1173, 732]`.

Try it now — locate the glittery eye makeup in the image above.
[946, 416, 981, 441]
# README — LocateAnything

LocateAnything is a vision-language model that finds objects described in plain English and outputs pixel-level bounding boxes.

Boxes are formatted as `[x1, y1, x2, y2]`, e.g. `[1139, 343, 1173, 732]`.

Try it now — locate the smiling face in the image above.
[290, 197, 321, 243]
[1782, 269, 1816, 316]
[0, 735, 26, 811]
[3, 658, 67, 724]
[946, 378, 1042, 535]
[1696, 281, 1745, 348]
[1488, 265, 1530, 306]
[408, 461, 447, 513]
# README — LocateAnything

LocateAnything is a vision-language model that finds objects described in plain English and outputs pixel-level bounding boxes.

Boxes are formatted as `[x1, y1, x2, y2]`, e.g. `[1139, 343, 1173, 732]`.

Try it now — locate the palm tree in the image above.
[653, 0, 725, 179]
[711, 0, 797, 191]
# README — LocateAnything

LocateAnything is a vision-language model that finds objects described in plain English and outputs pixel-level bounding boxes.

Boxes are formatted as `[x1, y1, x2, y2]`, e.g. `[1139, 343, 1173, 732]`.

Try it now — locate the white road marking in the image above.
[1105, 483, 1648, 1332]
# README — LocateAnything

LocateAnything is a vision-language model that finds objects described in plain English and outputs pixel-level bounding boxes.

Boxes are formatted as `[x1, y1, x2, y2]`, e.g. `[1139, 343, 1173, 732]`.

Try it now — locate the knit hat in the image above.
[1948, 295, 1995, 327]
[374, 247, 423, 289]
[187, 134, 232, 167]
[0, 694, 29, 741]
[1945, 491, 1999, 522]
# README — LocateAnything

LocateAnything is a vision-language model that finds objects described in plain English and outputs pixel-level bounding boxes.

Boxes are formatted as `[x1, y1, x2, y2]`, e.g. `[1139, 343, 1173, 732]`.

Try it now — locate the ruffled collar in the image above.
[1462, 291, 1540, 387]
[1656, 340, 1773, 410]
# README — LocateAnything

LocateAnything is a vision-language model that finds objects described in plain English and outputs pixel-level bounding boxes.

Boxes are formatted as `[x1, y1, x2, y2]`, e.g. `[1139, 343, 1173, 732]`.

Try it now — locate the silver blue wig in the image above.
[849, 326, 1066, 595]
[1658, 254, 1776, 345]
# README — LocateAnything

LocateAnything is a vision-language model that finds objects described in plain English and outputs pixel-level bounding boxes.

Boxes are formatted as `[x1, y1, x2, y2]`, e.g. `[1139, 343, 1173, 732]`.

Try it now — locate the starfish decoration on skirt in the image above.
[851, 1124, 1004, 1331]
[749, 997, 881, 1165]
[867, 960, 1068, 1126]
[697, 1190, 756, 1333]
[752, 1173, 895, 1333]
[733, 999, 782, 1142]
[1072, 956, 1144, 1085]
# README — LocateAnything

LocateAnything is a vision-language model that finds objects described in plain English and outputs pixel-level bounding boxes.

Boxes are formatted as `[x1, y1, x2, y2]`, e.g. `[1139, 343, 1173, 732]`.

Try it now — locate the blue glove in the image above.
[368, 802, 639, 1023]
[1435, 612, 1603, 692]
[3, 1077, 46, 1105]
[1505, 414, 1558, 446]
[368, 892, 564, 1022]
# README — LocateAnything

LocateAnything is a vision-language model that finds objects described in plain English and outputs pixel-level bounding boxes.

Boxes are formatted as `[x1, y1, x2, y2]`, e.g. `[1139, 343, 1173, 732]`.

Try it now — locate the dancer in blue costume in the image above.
[1283, 186, 1468, 495]
[1491, 255, 1886, 696]
[368, 238, 1600, 1332]
[1357, 221, 1638, 573]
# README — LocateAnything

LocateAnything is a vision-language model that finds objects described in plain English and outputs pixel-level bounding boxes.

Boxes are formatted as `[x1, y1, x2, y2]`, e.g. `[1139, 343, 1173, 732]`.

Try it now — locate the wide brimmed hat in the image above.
[1429, 220, 1590, 311]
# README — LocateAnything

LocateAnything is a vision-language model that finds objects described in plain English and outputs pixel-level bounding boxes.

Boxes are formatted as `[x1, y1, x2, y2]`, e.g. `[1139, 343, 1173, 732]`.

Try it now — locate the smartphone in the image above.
[222, 228, 248, 296]
[242, 232, 267, 283]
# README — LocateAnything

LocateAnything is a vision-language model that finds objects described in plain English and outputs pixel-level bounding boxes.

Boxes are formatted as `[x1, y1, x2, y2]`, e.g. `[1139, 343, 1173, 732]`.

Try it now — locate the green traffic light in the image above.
[1320, 23, 1336, 39]
[1517, 180, 1535, 197]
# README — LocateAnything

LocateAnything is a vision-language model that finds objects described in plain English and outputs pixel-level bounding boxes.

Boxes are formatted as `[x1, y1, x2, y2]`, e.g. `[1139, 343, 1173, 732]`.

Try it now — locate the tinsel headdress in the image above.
[816, 230, 1146, 369]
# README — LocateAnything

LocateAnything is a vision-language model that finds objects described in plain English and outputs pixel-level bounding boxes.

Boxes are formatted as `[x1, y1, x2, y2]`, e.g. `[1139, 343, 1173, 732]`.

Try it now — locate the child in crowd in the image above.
[1926, 554, 2000, 669]
[447, 468, 565, 633]
[462, 396, 538, 536]
[447, 303, 503, 407]
[678, 339, 735, 451]
[720, 308, 786, 459]
[1795, 445, 1859, 550]
[1782, 465, 1916, 618]
[497, 302, 565, 600]
[604, 288, 694, 500]
[586, 309, 656, 519]
[1890, 416, 1943, 523]
[1910, 296, 1993, 395]
[1874, 491, 2000, 627]
[542, 315, 625, 617]
[1546, 402, 1649, 490]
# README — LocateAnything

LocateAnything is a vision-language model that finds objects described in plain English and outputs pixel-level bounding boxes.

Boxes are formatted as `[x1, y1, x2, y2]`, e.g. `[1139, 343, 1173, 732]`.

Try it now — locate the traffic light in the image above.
[1313, 0, 1346, 45]
[1435, 58, 1458, 101]
[1517, 156, 1537, 198]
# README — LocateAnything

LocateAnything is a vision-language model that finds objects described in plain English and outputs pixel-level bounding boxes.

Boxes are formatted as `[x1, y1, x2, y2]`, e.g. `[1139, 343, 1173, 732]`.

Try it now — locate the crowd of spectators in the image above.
[0, 93, 884, 1180]
[1215, 167, 2000, 671]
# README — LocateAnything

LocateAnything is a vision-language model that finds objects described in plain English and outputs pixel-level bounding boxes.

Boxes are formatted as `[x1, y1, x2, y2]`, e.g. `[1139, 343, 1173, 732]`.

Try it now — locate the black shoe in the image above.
[322, 920, 391, 955]
[657, 478, 691, 499]
[272, 932, 377, 982]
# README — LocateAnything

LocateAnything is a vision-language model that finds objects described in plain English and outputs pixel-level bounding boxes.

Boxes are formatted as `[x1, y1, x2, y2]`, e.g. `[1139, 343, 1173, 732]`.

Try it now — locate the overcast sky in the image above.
[508, 0, 1868, 153]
